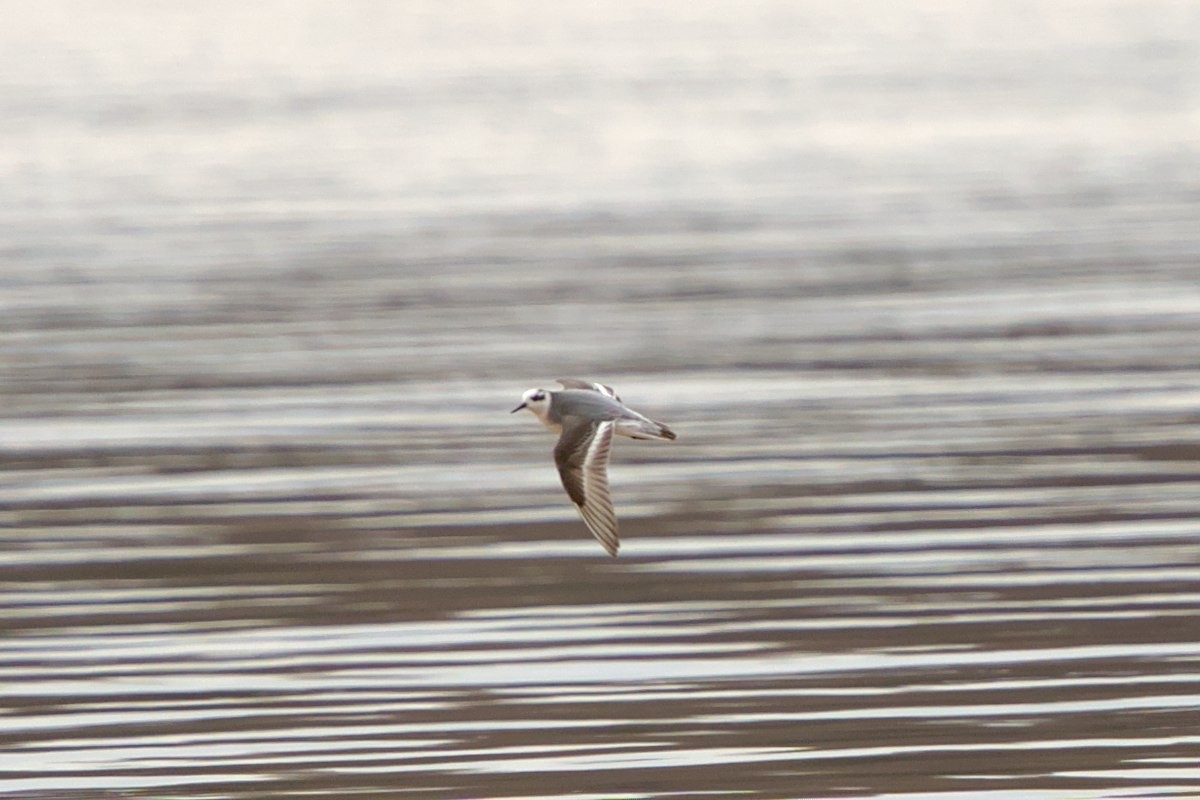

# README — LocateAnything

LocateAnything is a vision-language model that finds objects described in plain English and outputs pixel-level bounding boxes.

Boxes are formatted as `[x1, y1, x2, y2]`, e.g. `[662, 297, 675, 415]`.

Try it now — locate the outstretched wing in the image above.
[556, 378, 621, 403]
[553, 418, 619, 556]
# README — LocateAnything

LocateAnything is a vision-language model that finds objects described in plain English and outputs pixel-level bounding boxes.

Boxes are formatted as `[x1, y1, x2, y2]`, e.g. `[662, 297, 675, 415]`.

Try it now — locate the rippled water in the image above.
[4, 1, 1200, 798]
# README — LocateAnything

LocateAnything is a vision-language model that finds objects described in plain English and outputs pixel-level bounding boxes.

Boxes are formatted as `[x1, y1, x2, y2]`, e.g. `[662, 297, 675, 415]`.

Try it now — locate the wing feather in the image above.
[554, 418, 619, 556]
[556, 378, 621, 402]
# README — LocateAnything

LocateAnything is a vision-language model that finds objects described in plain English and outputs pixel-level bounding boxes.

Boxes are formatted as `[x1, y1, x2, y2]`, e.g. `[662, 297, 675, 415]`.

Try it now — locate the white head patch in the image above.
[520, 388, 552, 419]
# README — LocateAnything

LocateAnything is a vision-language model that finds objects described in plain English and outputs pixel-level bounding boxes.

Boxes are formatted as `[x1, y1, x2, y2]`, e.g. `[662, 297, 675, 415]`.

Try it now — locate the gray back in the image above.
[549, 389, 629, 423]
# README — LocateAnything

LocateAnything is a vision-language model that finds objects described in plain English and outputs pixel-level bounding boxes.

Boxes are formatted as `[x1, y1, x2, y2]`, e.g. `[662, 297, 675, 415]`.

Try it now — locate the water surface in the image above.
[3, 1, 1200, 798]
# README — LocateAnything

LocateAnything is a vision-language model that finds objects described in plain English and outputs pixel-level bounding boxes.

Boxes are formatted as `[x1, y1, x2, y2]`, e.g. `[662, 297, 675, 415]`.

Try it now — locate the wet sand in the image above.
[5, 413, 1200, 798]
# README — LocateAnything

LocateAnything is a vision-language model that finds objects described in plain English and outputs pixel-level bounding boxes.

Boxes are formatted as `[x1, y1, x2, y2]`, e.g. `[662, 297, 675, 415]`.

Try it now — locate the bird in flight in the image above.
[512, 378, 677, 556]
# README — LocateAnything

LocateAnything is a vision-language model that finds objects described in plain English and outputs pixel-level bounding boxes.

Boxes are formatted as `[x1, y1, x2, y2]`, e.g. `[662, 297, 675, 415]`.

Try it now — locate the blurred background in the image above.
[3, 2, 1200, 798]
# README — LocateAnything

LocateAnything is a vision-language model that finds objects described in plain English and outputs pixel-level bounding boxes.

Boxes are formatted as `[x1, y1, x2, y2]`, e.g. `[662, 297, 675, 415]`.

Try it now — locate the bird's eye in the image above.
[531, 392, 545, 401]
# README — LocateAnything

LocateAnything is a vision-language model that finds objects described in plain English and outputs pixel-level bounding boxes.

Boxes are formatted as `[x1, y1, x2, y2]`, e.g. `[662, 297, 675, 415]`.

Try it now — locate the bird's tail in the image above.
[617, 417, 677, 441]
[652, 420, 677, 440]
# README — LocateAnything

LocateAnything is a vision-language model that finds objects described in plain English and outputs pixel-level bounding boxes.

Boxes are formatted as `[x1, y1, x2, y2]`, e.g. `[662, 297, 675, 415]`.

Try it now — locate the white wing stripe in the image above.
[578, 421, 618, 555]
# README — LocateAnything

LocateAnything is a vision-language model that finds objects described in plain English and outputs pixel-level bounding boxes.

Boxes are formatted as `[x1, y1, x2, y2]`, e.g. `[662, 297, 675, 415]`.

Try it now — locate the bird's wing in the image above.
[556, 378, 621, 402]
[554, 417, 619, 556]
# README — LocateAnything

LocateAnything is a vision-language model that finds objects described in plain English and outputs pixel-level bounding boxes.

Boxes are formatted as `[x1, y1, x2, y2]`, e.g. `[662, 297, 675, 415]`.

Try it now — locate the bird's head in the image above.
[511, 388, 551, 419]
